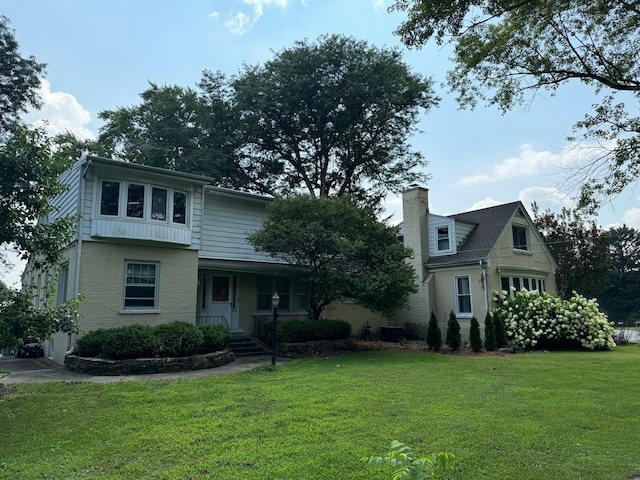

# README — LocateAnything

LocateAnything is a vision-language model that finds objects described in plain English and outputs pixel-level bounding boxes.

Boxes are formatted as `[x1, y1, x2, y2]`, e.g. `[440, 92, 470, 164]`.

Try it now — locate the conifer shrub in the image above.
[469, 316, 483, 352]
[198, 324, 230, 353]
[484, 312, 497, 351]
[154, 321, 204, 357]
[494, 311, 508, 348]
[426, 312, 442, 351]
[445, 311, 461, 351]
[102, 324, 155, 360]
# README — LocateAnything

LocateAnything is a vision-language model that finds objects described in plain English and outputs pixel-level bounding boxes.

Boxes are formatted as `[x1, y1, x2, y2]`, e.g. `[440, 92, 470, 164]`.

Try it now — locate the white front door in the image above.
[199, 272, 240, 332]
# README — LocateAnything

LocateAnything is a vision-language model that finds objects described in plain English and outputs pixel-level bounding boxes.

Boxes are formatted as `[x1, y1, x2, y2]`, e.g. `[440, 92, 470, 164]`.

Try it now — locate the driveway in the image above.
[0, 354, 281, 384]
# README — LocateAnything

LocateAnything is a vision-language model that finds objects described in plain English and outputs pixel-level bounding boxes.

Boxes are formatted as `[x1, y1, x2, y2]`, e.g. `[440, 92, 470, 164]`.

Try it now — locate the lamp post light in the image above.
[271, 292, 280, 366]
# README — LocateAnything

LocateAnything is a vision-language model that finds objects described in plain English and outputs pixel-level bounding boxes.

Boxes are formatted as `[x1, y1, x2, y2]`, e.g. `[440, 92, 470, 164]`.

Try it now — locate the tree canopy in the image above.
[0, 16, 79, 349]
[88, 34, 438, 208]
[248, 195, 417, 320]
[390, 0, 640, 212]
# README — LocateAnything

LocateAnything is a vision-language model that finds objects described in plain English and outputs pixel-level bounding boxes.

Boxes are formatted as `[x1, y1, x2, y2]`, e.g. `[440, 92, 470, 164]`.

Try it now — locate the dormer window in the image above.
[512, 225, 529, 252]
[437, 226, 450, 251]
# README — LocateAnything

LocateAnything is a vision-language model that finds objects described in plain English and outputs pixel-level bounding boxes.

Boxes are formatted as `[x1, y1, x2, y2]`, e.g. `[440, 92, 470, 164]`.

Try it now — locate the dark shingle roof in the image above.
[426, 201, 522, 266]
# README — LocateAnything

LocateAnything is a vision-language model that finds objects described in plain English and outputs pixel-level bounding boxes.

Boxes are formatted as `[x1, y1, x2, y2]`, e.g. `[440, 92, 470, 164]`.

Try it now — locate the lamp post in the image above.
[271, 292, 279, 366]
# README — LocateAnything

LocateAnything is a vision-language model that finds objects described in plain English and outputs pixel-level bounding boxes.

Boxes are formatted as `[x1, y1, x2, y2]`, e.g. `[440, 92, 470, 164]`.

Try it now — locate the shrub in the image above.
[313, 319, 351, 340]
[76, 329, 109, 357]
[493, 289, 615, 350]
[469, 317, 483, 352]
[494, 311, 508, 348]
[198, 324, 230, 353]
[403, 322, 426, 340]
[446, 311, 461, 351]
[484, 312, 497, 351]
[364, 440, 455, 479]
[277, 318, 351, 343]
[154, 321, 204, 357]
[426, 312, 442, 351]
[102, 324, 155, 360]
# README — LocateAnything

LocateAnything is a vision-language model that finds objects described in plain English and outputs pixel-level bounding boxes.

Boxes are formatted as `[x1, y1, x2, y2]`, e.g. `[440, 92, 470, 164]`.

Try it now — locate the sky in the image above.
[2, 0, 639, 287]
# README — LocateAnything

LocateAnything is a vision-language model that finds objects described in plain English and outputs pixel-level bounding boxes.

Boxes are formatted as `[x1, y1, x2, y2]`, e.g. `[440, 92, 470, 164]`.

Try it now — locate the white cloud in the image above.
[518, 186, 574, 216]
[220, 0, 289, 35]
[371, 0, 386, 10]
[621, 207, 640, 229]
[468, 197, 503, 211]
[25, 80, 95, 140]
[455, 143, 598, 187]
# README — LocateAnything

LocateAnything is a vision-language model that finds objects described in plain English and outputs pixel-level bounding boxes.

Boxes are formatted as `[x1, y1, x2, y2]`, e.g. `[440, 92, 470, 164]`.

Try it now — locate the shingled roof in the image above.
[426, 201, 523, 267]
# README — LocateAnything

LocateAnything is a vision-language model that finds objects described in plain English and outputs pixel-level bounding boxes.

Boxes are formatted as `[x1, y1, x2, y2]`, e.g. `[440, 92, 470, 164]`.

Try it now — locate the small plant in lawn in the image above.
[484, 312, 497, 351]
[445, 311, 461, 351]
[426, 312, 442, 351]
[469, 316, 483, 352]
[364, 440, 454, 479]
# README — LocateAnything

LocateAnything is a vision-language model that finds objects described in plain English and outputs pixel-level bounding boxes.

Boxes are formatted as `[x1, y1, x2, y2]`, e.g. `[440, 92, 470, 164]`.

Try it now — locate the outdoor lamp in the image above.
[271, 292, 280, 366]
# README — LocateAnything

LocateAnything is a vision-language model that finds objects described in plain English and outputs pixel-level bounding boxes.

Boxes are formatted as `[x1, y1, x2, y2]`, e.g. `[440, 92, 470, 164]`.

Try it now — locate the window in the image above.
[512, 225, 529, 251]
[127, 184, 145, 218]
[57, 264, 69, 305]
[98, 180, 188, 226]
[151, 188, 167, 221]
[100, 181, 120, 216]
[500, 276, 546, 295]
[124, 262, 159, 309]
[454, 276, 472, 317]
[173, 191, 187, 224]
[257, 275, 308, 312]
[436, 226, 450, 251]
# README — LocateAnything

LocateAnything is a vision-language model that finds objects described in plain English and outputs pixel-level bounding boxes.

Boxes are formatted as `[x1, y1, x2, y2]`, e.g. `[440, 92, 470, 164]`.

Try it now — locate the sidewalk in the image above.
[0, 354, 283, 384]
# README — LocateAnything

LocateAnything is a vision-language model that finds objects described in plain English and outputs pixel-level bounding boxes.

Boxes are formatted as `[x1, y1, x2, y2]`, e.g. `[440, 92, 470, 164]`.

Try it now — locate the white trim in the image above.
[453, 275, 472, 318]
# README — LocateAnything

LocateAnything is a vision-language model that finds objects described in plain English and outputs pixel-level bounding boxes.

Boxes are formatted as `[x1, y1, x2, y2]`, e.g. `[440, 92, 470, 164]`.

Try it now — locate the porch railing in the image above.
[196, 315, 229, 329]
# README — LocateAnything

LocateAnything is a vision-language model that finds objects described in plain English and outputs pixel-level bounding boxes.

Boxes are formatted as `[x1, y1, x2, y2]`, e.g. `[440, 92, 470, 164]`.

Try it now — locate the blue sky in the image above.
[2, 0, 639, 286]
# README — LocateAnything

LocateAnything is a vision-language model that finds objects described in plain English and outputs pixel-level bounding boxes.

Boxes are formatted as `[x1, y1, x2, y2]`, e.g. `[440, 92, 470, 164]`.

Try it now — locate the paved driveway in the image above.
[0, 354, 279, 384]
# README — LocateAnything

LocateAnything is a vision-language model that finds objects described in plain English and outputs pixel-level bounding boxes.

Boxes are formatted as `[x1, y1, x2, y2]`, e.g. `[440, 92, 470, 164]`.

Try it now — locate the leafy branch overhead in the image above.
[390, 0, 640, 211]
[89, 34, 439, 209]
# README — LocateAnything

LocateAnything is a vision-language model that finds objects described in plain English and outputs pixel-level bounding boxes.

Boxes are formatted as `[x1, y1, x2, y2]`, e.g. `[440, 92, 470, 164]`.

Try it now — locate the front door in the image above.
[199, 273, 240, 332]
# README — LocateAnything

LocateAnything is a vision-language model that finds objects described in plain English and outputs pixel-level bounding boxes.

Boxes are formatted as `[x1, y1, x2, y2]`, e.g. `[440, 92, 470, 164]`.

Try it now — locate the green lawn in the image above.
[1, 346, 639, 479]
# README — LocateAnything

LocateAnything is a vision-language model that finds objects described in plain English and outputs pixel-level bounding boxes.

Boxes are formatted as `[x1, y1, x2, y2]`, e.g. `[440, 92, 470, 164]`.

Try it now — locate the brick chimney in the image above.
[402, 185, 429, 281]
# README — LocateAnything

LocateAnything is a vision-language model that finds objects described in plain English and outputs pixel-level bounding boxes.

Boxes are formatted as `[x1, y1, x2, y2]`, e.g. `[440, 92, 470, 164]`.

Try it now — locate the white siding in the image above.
[200, 192, 275, 263]
[455, 220, 475, 249]
[49, 163, 81, 224]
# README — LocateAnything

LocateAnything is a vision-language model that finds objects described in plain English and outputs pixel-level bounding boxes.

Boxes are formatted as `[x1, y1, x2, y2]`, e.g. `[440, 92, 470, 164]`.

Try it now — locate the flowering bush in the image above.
[492, 289, 615, 351]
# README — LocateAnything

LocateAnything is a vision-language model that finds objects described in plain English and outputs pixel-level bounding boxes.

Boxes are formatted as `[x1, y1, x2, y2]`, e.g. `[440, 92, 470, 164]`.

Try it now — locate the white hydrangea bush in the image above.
[492, 289, 615, 350]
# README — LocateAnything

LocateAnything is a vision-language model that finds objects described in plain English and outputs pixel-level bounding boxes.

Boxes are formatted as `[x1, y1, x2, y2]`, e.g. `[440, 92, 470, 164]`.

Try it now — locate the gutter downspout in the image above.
[66, 157, 91, 355]
[480, 260, 489, 314]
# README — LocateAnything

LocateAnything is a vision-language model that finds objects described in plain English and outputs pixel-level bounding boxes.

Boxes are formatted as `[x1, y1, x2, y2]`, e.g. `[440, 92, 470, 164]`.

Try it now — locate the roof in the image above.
[426, 201, 522, 267]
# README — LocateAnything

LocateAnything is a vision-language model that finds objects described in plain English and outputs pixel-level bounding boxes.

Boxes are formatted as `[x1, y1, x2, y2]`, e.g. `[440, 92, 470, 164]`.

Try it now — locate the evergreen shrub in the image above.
[484, 312, 497, 351]
[494, 311, 508, 348]
[446, 311, 461, 351]
[102, 324, 155, 360]
[154, 321, 204, 357]
[469, 317, 483, 352]
[198, 323, 230, 353]
[426, 312, 442, 351]
[76, 329, 108, 357]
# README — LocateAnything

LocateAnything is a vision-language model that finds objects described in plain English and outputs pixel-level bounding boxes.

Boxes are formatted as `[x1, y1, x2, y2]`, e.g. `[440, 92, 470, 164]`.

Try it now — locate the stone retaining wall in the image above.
[64, 350, 235, 376]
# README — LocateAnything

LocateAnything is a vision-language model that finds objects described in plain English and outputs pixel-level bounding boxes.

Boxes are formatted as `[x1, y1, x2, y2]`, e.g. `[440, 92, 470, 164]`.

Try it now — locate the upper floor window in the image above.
[512, 225, 529, 251]
[99, 180, 188, 226]
[436, 226, 450, 252]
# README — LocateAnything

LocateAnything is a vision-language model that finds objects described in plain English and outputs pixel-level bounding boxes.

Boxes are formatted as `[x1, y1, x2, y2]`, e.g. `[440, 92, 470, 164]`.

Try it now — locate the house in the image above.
[25, 157, 310, 363]
[26, 158, 556, 363]
[398, 186, 558, 339]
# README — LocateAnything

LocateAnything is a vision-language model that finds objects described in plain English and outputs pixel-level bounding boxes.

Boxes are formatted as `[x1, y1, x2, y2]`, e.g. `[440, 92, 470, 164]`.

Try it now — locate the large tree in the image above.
[0, 16, 79, 349]
[248, 195, 417, 320]
[532, 203, 610, 300]
[0, 16, 46, 134]
[90, 34, 438, 208]
[390, 0, 640, 212]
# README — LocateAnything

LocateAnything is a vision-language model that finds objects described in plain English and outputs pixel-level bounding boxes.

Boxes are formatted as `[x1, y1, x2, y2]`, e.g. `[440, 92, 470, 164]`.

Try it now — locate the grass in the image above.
[1, 346, 639, 479]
